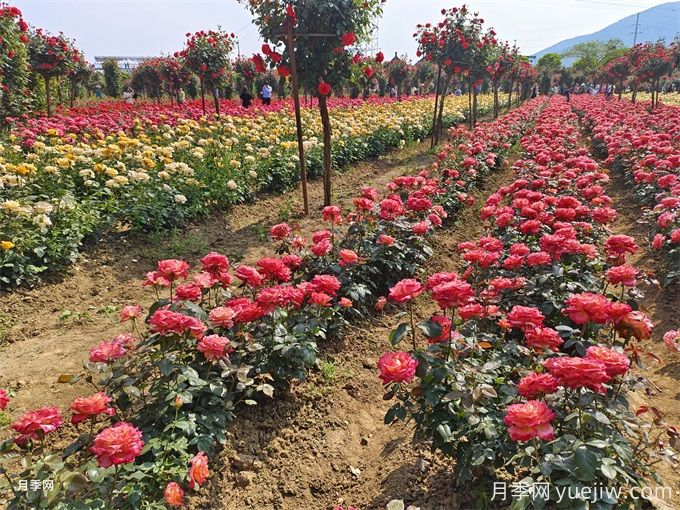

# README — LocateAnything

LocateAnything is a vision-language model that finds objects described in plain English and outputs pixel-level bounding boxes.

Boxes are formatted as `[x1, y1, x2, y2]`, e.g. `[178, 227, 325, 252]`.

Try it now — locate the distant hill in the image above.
[533, 1, 680, 62]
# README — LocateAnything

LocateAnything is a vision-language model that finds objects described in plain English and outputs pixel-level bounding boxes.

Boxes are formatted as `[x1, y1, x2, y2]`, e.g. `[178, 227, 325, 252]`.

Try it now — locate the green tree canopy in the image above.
[563, 39, 626, 78]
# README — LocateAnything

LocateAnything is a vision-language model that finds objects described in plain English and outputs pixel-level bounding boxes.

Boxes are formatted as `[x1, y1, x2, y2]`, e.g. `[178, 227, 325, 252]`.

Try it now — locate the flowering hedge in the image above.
[379, 97, 678, 509]
[0, 97, 533, 508]
[0, 94, 492, 289]
[575, 95, 680, 283]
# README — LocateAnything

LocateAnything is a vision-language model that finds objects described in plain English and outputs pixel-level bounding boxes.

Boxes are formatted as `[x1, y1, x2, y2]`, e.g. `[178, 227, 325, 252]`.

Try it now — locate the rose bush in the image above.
[380, 97, 678, 509]
[575, 95, 680, 283]
[0, 94, 520, 509]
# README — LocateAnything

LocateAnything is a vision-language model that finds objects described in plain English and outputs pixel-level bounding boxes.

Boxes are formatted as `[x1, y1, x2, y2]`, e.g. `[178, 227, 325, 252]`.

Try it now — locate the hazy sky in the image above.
[14, 0, 675, 61]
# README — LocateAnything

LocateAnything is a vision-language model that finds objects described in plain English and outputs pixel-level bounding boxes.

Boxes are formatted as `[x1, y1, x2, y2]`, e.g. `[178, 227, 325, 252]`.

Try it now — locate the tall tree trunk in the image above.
[213, 88, 220, 116]
[70, 78, 76, 109]
[430, 66, 442, 149]
[467, 85, 473, 129]
[318, 94, 332, 206]
[472, 87, 478, 128]
[56, 79, 63, 106]
[618, 81, 623, 100]
[507, 81, 513, 111]
[493, 84, 499, 118]
[631, 84, 638, 104]
[434, 76, 450, 146]
[44, 75, 52, 117]
[200, 79, 206, 114]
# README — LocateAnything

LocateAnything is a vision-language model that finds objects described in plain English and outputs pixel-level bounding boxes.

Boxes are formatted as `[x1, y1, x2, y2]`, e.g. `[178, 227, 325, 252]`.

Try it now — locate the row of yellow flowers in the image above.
[0, 95, 496, 288]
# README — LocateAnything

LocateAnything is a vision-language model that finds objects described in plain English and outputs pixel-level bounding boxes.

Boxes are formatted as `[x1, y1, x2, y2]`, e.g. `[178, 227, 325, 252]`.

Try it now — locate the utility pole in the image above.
[633, 13, 640, 45]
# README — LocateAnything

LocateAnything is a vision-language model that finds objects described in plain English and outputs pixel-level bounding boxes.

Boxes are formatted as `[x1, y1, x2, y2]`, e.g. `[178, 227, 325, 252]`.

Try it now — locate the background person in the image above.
[261, 82, 272, 105]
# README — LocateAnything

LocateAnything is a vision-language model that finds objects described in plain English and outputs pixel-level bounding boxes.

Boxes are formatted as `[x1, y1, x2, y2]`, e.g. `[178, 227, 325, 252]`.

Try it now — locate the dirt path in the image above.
[191, 155, 519, 510]
[0, 142, 433, 417]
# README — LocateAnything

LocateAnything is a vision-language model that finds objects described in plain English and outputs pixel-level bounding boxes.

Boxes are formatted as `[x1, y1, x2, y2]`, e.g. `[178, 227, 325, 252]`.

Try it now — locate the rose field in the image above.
[1, 2, 680, 510]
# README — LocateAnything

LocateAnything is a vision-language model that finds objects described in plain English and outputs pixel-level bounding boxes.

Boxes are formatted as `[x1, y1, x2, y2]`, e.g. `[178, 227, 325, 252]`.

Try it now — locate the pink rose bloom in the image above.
[200, 252, 229, 276]
[544, 356, 611, 393]
[586, 346, 630, 377]
[119, 305, 142, 322]
[606, 265, 638, 287]
[517, 373, 559, 399]
[311, 238, 333, 257]
[90, 422, 144, 468]
[664, 330, 680, 353]
[89, 338, 128, 363]
[389, 279, 423, 303]
[504, 400, 556, 441]
[270, 223, 292, 240]
[412, 221, 430, 234]
[378, 351, 418, 384]
[209, 306, 236, 328]
[524, 327, 563, 351]
[156, 259, 190, 281]
[377, 234, 396, 246]
[338, 249, 359, 267]
[0, 389, 9, 411]
[564, 293, 611, 325]
[507, 306, 545, 330]
[70, 392, 116, 424]
[12, 406, 63, 445]
[197, 334, 231, 360]
[339, 297, 353, 308]
[235, 265, 265, 287]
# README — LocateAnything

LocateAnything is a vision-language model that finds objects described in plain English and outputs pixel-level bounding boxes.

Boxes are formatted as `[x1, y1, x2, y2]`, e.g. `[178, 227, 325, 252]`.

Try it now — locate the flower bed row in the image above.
[379, 96, 679, 509]
[0, 99, 541, 508]
[0, 94, 490, 289]
[573, 95, 680, 283]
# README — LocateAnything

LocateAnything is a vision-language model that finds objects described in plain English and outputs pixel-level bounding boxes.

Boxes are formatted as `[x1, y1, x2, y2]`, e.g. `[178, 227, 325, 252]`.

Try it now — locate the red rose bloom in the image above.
[318, 81, 332, 96]
[339, 249, 359, 267]
[188, 451, 209, 489]
[164, 482, 184, 508]
[90, 422, 144, 468]
[564, 293, 611, 325]
[524, 327, 563, 351]
[70, 392, 115, 425]
[209, 306, 236, 328]
[586, 346, 630, 377]
[0, 389, 9, 411]
[431, 279, 475, 309]
[156, 259, 190, 281]
[149, 309, 206, 338]
[89, 338, 128, 363]
[425, 315, 451, 343]
[504, 400, 555, 442]
[310, 274, 341, 296]
[517, 373, 559, 399]
[544, 356, 611, 393]
[606, 265, 638, 287]
[197, 334, 231, 360]
[235, 265, 265, 287]
[507, 306, 545, 330]
[200, 252, 229, 276]
[12, 406, 63, 444]
[389, 279, 424, 303]
[378, 351, 418, 384]
[270, 223, 292, 240]
[616, 310, 654, 340]
[340, 32, 356, 46]
[604, 234, 638, 259]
